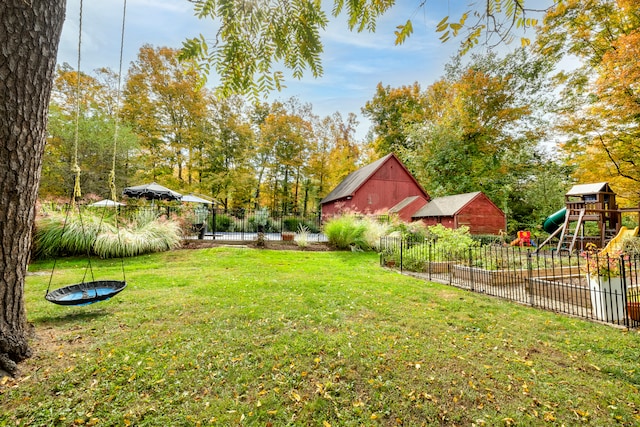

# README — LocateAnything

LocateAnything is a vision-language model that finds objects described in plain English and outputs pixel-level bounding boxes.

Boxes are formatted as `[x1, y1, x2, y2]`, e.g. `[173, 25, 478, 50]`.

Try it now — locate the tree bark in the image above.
[0, 1, 66, 376]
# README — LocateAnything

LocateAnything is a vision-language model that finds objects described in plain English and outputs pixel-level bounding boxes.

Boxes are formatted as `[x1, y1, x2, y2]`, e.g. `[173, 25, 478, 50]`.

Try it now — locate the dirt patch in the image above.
[181, 239, 334, 252]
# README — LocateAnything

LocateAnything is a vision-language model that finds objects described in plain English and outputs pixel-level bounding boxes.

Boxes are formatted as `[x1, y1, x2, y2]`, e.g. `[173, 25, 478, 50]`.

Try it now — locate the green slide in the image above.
[543, 208, 566, 233]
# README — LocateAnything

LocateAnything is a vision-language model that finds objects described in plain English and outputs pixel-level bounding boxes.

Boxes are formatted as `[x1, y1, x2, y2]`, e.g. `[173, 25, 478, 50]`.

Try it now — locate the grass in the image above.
[2, 248, 640, 426]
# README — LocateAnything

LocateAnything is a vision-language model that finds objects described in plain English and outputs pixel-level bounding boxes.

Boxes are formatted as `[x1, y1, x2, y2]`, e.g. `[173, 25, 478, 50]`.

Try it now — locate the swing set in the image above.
[45, 0, 129, 306]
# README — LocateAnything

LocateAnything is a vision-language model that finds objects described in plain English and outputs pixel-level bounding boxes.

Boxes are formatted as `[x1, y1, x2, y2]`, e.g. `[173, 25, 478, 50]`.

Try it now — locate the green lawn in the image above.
[2, 247, 640, 426]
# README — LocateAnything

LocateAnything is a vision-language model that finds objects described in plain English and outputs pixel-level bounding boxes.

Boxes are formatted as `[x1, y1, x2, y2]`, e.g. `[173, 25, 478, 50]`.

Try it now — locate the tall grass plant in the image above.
[34, 209, 181, 259]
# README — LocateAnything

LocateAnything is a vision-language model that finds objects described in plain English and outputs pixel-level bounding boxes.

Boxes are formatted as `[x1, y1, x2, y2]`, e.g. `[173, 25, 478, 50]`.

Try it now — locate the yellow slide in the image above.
[600, 226, 639, 255]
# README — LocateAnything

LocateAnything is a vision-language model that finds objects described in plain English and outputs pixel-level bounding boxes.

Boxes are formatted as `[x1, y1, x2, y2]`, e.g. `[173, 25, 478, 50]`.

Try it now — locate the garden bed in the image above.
[527, 275, 592, 309]
[451, 265, 583, 287]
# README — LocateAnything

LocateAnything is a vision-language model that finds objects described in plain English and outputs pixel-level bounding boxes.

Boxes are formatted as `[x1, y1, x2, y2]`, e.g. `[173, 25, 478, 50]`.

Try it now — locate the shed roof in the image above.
[412, 191, 482, 217]
[566, 182, 612, 196]
[389, 196, 422, 213]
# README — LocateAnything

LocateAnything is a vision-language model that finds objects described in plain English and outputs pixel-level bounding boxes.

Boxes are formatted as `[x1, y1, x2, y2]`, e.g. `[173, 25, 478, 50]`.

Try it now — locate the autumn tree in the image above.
[538, 0, 640, 203]
[122, 45, 208, 186]
[307, 112, 361, 213]
[362, 82, 427, 156]
[259, 101, 313, 213]
[199, 95, 256, 209]
[402, 50, 554, 230]
[41, 66, 138, 198]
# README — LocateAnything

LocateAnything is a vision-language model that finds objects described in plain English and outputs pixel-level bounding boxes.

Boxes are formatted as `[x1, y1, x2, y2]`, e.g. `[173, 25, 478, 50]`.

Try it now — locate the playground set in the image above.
[536, 182, 639, 253]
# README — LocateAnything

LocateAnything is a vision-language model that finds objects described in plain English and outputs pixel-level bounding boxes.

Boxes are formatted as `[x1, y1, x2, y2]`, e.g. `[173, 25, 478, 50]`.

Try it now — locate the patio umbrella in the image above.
[181, 193, 214, 204]
[90, 199, 126, 207]
[122, 182, 182, 201]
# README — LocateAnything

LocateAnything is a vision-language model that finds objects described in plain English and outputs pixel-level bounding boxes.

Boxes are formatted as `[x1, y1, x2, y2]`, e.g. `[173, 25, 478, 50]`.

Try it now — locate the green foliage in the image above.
[247, 208, 276, 232]
[323, 214, 369, 250]
[281, 217, 320, 234]
[428, 224, 479, 257]
[33, 210, 182, 259]
[182, 0, 332, 98]
[283, 217, 304, 232]
[388, 220, 428, 241]
[213, 213, 234, 232]
[401, 245, 429, 272]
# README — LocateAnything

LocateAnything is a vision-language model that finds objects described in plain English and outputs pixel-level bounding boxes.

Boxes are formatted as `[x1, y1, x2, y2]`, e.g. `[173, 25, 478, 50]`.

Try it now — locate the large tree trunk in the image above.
[0, 1, 66, 376]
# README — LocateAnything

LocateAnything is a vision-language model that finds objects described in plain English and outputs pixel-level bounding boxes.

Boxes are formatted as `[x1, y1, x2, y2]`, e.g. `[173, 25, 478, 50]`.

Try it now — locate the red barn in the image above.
[320, 153, 429, 219]
[412, 191, 506, 235]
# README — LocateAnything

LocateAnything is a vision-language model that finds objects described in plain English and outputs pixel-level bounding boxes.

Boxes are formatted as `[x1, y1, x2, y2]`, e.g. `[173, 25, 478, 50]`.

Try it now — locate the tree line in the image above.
[42, 45, 362, 215]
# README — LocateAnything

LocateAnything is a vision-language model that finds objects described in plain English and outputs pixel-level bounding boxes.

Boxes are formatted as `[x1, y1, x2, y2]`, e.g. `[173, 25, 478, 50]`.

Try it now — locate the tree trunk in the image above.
[0, 0, 66, 376]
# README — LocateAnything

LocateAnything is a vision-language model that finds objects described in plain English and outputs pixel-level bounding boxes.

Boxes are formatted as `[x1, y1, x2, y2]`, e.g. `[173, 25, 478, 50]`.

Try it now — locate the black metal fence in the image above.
[380, 236, 640, 329]
[125, 205, 327, 242]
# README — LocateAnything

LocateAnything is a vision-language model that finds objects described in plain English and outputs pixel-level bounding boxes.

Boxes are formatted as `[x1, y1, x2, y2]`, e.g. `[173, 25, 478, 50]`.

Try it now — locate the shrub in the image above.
[324, 214, 369, 250]
[247, 208, 276, 232]
[213, 214, 234, 232]
[283, 217, 304, 232]
[427, 224, 478, 260]
[389, 220, 428, 241]
[402, 245, 429, 272]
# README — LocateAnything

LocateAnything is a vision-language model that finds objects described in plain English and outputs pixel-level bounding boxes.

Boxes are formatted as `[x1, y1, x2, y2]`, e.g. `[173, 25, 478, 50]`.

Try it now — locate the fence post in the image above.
[622, 256, 629, 328]
[468, 248, 474, 292]
[527, 251, 534, 307]
[428, 240, 432, 281]
[400, 236, 404, 273]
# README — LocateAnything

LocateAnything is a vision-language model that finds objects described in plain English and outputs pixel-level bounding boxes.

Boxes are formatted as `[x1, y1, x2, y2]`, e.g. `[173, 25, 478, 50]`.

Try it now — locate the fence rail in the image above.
[380, 236, 640, 329]
[125, 206, 327, 242]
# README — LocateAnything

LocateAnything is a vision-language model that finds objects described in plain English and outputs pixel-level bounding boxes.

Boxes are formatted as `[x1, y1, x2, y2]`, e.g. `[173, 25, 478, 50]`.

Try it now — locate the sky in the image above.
[55, 0, 521, 140]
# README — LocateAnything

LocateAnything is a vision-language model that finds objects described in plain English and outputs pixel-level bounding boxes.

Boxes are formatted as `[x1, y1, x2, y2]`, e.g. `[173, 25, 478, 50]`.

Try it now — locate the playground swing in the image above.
[45, 0, 128, 306]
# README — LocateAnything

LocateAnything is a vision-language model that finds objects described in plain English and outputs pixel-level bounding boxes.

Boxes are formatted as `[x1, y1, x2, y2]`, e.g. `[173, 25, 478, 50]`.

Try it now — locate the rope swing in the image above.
[45, 0, 129, 306]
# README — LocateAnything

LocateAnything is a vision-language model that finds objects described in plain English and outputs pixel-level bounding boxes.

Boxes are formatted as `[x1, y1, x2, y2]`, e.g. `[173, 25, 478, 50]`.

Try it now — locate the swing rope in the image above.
[71, 0, 84, 205]
[111, 0, 128, 284]
[109, 0, 127, 203]
[46, 0, 129, 303]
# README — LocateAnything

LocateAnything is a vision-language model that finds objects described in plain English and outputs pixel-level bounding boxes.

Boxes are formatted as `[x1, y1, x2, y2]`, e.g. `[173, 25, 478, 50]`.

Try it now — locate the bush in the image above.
[389, 220, 428, 241]
[283, 217, 303, 232]
[427, 224, 478, 260]
[247, 208, 276, 232]
[324, 214, 369, 250]
[213, 214, 234, 232]
[402, 245, 429, 272]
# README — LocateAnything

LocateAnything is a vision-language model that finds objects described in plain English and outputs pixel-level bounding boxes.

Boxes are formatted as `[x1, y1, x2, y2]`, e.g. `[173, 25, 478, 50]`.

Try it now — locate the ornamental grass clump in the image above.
[294, 224, 310, 248]
[34, 209, 182, 259]
[324, 214, 369, 250]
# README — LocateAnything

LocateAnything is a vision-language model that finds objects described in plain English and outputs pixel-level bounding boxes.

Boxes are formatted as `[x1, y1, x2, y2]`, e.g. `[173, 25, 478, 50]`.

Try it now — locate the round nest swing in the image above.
[45, 280, 127, 306]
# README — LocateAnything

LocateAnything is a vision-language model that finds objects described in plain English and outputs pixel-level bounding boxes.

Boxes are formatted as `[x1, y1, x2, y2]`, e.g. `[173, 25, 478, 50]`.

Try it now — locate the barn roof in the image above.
[566, 182, 612, 196]
[412, 191, 482, 217]
[320, 153, 428, 204]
